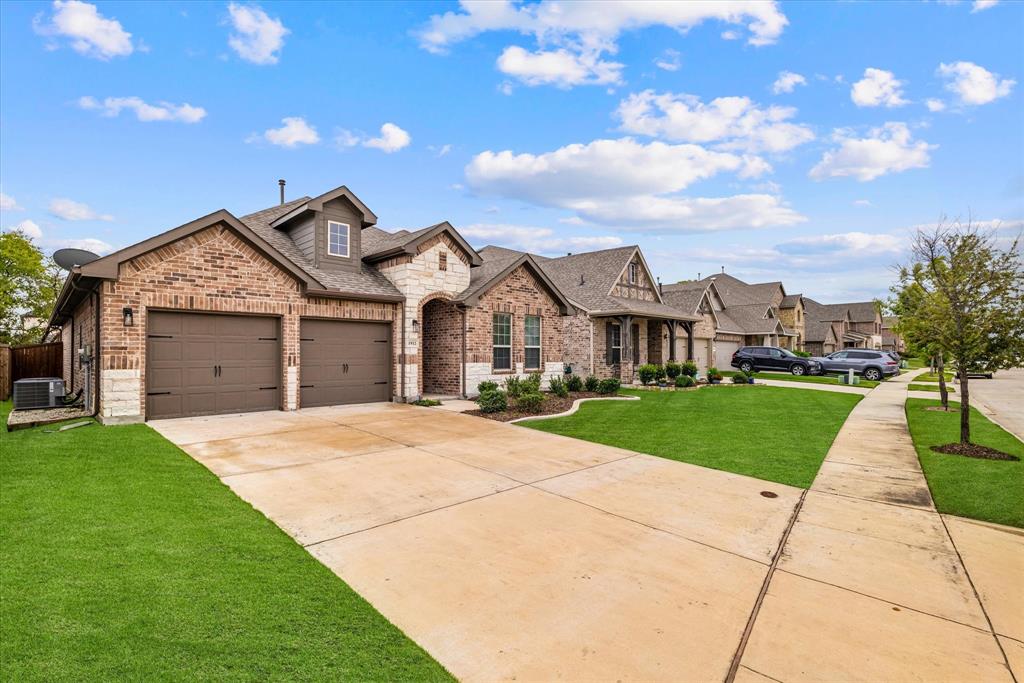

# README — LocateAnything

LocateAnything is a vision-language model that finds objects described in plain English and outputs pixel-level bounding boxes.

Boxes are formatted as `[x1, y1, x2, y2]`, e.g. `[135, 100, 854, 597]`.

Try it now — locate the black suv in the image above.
[730, 346, 823, 376]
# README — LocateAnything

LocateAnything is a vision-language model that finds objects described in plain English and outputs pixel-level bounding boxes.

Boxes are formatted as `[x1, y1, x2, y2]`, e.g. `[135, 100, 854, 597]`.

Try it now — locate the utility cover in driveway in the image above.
[300, 319, 391, 408]
[147, 311, 280, 420]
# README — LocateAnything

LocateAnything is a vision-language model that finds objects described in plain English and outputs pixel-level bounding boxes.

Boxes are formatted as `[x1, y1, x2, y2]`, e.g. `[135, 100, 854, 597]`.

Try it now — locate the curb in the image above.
[509, 395, 640, 424]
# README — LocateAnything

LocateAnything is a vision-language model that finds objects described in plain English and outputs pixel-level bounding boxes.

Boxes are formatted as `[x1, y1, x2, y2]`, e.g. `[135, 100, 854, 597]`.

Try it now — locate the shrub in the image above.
[655, 365, 667, 382]
[516, 390, 545, 413]
[675, 374, 695, 388]
[731, 372, 749, 384]
[665, 361, 682, 379]
[597, 378, 621, 395]
[524, 371, 543, 393]
[792, 349, 811, 358]
[681, 360, 698, 377]
[477, 380, 498, 394]
[566, 374, 583, 392]
[584, 375, 600, 392]
[637, 363, 660, 385]
[503, 375, 523, 398]
[413, 398, 442, 406]
[548, 375, 569, 398]
[477, 389, 508, 413]
[707, 366, 723, 381]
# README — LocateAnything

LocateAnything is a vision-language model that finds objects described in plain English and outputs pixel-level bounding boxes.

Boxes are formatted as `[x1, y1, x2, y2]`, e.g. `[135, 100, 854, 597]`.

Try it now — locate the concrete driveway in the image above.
[153, 403, 802, 682]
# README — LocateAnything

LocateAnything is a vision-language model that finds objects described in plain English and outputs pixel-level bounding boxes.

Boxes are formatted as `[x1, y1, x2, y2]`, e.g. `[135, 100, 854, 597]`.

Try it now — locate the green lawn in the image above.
[908, 383, 955, 393]
[905, 399, 1024, 528]
[917, 371, 955, 382]
[721, 370, 880, 389]
[523, 387, 861, 488]
[0, 403, 451, 682]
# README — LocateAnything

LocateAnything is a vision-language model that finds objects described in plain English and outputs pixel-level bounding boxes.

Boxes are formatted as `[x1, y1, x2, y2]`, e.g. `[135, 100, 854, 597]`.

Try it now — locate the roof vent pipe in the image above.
[658, 277, 663, 296]
[278, 179, 286, 205]
[721, 266, 725, 273]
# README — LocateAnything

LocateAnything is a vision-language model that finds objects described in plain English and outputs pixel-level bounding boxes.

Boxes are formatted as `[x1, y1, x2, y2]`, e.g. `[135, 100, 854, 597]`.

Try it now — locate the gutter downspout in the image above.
[88, 285, 100, 419]
[461, 307, 467, 398]
[589, 318, 594, 375]
[399, 306, 407, 403]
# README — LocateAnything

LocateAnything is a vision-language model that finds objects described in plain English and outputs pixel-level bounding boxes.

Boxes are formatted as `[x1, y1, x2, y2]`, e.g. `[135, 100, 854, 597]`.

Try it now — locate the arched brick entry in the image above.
[420, 296, 462, 396]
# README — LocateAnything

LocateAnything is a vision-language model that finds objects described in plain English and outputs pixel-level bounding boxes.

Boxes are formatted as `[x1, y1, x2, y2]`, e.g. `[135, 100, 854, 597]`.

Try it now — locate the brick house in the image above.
[804, 299, 882, 351]
[51, 183, 703, 422]
[881, 316, 905, 354]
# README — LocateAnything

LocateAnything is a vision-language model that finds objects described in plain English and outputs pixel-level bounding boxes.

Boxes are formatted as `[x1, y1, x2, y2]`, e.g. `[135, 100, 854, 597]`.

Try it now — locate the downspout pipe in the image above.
[461, 306, 467, 398]
[91, 286, 100, 419]
[399, 306, 407, 403]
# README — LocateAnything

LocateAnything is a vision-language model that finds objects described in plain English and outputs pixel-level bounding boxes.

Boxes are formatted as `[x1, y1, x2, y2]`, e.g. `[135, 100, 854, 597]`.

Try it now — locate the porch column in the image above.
[685, 321, 694, 361]
[618, 314, 633, 383]
[667, 320, 678, 361]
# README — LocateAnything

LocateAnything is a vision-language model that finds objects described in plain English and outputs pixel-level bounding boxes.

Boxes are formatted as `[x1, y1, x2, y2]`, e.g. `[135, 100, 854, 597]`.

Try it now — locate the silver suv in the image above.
[817, 349, 900, 381]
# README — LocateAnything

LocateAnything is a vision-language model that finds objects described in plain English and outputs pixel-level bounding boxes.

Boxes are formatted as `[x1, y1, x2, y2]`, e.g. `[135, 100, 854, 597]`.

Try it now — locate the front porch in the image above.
[595, 314, 700, 384]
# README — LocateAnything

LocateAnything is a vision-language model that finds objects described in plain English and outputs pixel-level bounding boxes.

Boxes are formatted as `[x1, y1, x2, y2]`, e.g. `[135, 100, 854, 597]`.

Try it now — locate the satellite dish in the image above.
[53, 248, 100, 270]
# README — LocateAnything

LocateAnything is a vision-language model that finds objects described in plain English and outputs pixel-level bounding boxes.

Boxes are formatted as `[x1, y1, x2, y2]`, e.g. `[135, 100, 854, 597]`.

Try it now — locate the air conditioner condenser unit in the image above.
[13, 378, 67, 410]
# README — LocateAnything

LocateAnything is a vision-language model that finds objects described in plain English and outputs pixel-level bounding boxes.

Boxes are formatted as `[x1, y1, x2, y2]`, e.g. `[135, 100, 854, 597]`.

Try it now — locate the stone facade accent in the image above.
[777, 301, 806, 350]
[377, 234, 471, 399]
[463, 264, 564, 395]
[69, 224, 399, 422]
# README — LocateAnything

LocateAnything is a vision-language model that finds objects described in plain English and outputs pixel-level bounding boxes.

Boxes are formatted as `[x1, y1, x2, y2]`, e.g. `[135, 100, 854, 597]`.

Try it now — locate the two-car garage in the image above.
[146, 311, 392, 420]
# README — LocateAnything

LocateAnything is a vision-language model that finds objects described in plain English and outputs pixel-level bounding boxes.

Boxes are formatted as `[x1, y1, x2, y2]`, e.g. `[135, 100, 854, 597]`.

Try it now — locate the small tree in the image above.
[889, 276, 951, 408]
[0, 230, 63, 345]
[903, 219, 1023, 444]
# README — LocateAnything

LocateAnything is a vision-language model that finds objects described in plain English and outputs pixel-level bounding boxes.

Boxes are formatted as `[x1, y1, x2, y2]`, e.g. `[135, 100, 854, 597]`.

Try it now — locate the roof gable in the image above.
[456, 253, 573, 313]
[270, 185, 378, 229]
[362, 222, 483, 266]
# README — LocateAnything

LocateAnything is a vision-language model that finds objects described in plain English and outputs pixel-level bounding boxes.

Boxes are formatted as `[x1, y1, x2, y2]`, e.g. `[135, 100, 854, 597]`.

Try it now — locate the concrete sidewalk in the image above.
[736, 368, 1021, 681]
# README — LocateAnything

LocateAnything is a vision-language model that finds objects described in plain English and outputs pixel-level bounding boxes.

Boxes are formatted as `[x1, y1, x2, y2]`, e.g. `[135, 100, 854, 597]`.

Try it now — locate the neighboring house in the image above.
[474, 244, 701, 387]
[881, 316, 905, 354]
[804, 298, 882, 352]
[662, 272, 804, 369]
[44, 183, 698, 423]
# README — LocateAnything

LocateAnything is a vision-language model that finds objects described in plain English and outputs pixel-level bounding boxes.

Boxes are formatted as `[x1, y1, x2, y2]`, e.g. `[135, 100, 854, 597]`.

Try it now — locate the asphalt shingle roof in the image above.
[240, 200, 402, 298]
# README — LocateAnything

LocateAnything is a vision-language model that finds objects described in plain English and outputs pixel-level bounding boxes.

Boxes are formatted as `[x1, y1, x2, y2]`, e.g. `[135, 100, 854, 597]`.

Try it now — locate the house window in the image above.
[524, 315, 541, 370]
[438, 251, 447, 271]
[628, 263, 638, 284]
[610, 324, 622, 364]
[493, 313, 512, 370]
[327, 221, 349, 257]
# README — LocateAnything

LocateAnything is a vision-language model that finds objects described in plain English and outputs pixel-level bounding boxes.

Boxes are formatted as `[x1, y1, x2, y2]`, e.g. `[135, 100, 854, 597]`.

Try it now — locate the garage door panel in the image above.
[147, 311, 281, 420]
[300, 319, 392, 408]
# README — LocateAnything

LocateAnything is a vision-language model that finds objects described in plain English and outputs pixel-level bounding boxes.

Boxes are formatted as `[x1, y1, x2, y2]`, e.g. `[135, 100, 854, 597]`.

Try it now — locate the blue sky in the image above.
[1, 0, 1021, 302]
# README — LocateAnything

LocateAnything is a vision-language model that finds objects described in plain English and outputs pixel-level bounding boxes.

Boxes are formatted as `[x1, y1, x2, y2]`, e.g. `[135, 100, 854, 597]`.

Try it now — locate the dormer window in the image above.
[328, 221, 349, 258]
[628, 263, 638, 284]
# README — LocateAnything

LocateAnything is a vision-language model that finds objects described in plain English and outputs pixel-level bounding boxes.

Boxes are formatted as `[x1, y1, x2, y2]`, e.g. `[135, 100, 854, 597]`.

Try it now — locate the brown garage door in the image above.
[147, 311, 281, 420]
[300, 319, 391, 408]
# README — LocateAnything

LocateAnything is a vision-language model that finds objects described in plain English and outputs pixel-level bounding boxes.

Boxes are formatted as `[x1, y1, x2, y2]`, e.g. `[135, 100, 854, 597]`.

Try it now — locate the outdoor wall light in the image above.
[411, 318, 418, 328]
[122, 307, 134, 327]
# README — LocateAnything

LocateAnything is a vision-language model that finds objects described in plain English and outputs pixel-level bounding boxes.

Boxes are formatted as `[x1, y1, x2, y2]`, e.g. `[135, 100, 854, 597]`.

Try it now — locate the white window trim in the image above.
[327, 220, 350, 258]
[524, 315, 542, 370]
[493, 312, 512, 371]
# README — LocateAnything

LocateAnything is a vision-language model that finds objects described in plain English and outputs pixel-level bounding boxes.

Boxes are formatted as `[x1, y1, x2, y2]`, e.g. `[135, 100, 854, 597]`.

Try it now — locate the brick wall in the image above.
[65, 224, 400, 422]
[60, 293, 97, 403]
[464, 264, 564, 394]
[420, 297, 462, 395]
[562, 312, 593, 375]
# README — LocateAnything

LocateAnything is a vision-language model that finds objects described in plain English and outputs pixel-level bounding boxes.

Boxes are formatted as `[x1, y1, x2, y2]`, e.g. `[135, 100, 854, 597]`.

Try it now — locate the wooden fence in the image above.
[5, 342, 63, 399]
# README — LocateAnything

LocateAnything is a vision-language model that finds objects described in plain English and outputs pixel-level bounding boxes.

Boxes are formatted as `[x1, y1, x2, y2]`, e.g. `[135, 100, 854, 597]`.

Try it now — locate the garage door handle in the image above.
[148, 334, 174, 339]
[258, 337, 278, 341]
[374, 339, 388, 343]
[300, 384, 315, 388]
[147, 391, 171, 396]
[374, 381, 387, 385]
[300, 337, 314, 342]
[258, 386, 278, 391]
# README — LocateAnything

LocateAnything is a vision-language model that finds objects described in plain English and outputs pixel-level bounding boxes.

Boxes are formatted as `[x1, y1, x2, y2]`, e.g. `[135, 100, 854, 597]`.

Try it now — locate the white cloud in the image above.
[34, 0, 134, 60]
[809, 122, 935, 182]
[77, 95, 206, 123]
[853, 199, 873, 207]
[615, 90, 815, 154]
[850, 68, 909, 107]
[971, 1, 999, 12]
[458, 223, 623, 254]
[497, 81, 515, 96]
[925, 98, 946, 112]
[49, 198, 113, 221]
[250, 117, 319, 148]
[937, 61, 1015, 105]
[783, 231, 904, 255]
[336, 123, 411, 153]
[721, 30, 740, 40]
[428, 144, 452, 157]
[559, 216, 585, 225]
[0, 193, 22, 211]
[227, 3, 288, 65]
[364, 123, 412, 153]
[497, 45, 623, 87]
[11, 219, 43, 240]
[654, 48, 681, 72]
[772, 71, 806, 94]
[416, 1, 787, 89]
[466, 137, 804, 231]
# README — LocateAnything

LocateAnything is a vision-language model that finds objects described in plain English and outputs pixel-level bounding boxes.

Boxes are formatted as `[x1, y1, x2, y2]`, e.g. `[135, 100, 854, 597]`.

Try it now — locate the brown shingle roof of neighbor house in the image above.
[804, 318, 837, 344]
[698, 272, 785, 307]
[660, 286, 707, 317]
[844, 301, 880, 323]
[723, 303, 789, 335]
[803, 297, 850, 322]
[780, 293, 803, 308]
[240, 199, 404, 300]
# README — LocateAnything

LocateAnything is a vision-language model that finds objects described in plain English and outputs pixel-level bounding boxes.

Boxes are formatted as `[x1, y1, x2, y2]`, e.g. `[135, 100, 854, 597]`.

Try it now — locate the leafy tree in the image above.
[900, 219, 1024, 444]
[889, 275, 952, 408]
[0, 229, 63, 345]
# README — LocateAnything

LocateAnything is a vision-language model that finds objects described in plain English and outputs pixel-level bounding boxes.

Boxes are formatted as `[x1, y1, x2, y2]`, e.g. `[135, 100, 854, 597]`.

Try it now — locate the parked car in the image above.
[730, 346, 823, 376]
[818, 349, 899, 381]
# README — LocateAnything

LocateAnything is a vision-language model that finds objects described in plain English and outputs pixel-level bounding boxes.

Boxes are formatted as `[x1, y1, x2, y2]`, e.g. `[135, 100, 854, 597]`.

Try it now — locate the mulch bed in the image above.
[465, 392, 605, 422]
[930, 443, 1020, 461]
